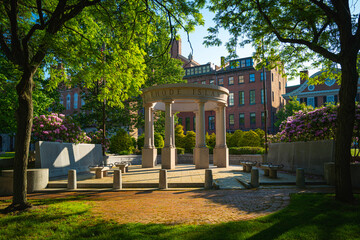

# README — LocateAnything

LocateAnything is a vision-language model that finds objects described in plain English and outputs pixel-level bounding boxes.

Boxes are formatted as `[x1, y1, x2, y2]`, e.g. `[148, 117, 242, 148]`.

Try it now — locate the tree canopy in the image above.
[207, 0, 360, 202]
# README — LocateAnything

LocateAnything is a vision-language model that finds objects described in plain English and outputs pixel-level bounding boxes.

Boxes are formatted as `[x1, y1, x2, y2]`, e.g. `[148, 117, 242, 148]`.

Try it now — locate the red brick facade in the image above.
[177, 59, 287, 134]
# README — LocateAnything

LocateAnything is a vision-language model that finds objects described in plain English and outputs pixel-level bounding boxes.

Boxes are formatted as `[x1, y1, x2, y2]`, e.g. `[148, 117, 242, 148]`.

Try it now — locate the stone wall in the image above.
[267, 140, 335, 175]
[35, 141, 103, 178]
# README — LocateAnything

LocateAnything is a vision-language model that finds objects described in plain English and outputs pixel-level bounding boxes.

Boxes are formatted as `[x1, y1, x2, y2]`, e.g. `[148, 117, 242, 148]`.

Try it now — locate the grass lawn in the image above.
[0, 194, 359, 240]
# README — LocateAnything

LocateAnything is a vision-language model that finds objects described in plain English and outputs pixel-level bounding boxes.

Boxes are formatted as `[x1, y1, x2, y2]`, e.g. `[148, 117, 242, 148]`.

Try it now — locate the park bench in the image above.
[114, 161, 131, 173]
[89, 164, 114, 179]
[240, 161, 257, 173]
[259, 163, 284, 178]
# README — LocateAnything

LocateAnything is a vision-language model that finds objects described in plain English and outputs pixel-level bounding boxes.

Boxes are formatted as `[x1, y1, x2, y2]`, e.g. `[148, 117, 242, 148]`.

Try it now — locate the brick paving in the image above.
[0, 188, 334, 225]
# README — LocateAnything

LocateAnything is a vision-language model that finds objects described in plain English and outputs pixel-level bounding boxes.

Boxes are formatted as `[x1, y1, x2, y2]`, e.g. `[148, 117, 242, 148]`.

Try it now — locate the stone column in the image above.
[213, 103, 229, 168]
[193, 100, 209, 169]
[142, 103, 157, 168]
[162, 100, 176, 169]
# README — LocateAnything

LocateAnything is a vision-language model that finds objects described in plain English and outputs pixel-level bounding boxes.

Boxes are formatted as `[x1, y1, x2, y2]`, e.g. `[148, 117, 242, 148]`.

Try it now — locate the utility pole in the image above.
[262, 38, 268, 157]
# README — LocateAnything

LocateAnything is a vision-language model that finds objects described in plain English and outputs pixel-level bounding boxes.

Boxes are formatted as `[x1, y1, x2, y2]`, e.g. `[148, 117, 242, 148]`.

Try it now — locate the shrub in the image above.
[184, 131, 196, 153]
[229, 130, 244, 147]
[175, 125, 186, 148]
[32, 113, 91, 144]
[177, 147, 185, 155]
[240, 130, 261, 147]
[229, 147, 265, 155]
[206, 132, 216, 148]
[154, 132, 164, 148]
[109, 129, 135, 154]
[254, 128, 265, 146]
[88, 129, 110, 151]
[137, 134, 145, 150]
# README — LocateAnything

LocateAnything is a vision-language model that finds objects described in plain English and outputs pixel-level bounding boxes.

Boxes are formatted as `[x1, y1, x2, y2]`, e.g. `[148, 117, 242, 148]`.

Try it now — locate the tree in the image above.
[275, 96, 312, 129]
[207, 0, 360, 203]
[0, 0, 204, 211]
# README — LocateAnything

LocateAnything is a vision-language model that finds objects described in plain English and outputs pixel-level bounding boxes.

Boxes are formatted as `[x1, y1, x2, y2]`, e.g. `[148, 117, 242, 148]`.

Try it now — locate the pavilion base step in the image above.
[47, 182, 204, 189]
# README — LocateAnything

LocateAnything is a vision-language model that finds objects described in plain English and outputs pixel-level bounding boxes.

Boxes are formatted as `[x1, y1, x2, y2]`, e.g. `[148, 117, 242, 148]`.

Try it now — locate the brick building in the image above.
[283, 70, 360, 107]
[171, 40, 287, 134]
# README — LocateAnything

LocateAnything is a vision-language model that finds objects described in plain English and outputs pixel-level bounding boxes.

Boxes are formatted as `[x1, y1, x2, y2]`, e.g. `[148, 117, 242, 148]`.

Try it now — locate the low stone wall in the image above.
[0, 168, 49, 196]
[267, 140, 335, 175]
[108, 154, 263, 166]
[35, 141, 103, 178]
[324, 162, 360, 188]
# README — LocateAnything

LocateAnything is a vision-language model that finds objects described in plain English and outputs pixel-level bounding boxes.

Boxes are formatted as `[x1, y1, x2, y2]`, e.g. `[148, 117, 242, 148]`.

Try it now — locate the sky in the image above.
[178, 7, 313, 87]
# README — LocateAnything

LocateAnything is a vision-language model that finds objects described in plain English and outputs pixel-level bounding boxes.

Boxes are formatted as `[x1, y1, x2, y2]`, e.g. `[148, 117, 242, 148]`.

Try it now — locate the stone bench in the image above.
[259, 163, 284, 178]
[114, 162, 131, 173]
[240, 161, 257, 173]
[89, 166, 113, 179]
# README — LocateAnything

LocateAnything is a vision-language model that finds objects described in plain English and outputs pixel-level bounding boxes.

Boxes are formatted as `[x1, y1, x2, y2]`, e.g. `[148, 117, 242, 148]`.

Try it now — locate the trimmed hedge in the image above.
[229, 147, 265, 155]
[177, 148, 185, 155]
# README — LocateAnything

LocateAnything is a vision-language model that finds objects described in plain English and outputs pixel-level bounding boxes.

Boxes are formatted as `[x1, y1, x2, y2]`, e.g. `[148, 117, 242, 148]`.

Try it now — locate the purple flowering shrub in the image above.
[272, 104, 360, 145]
[88, 129, 110, 151]
[32, 113, 91, 144]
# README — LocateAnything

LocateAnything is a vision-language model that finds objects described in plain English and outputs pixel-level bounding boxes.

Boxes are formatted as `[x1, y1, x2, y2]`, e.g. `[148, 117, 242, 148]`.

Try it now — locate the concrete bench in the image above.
[259, 163, 284, 178]
[89, 166, 113, 179]
[240, 161, 257, 173]
[114, 162, 130, 173]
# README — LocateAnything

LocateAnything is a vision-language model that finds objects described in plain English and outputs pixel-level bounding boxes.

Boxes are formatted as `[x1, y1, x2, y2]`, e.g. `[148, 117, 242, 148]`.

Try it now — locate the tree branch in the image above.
[256, 0, 340, 63]
[0, 31, 14, 62]
[309, 0, 339, 24]
[36, 0, 45, 26]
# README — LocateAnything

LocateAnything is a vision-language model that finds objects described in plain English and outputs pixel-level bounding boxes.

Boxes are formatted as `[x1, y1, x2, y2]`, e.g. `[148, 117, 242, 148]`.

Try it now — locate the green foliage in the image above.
[175, 124, 186, 148]
[154, 132, 164, 149]
[254, 128, 265, 146]
[184, 131, 196, 153]
[240, 130, 261, 147]
[206, 132, 216, 148]
[275, 96, 312, 128]
[176, 148, 185, 155]
[228, 130, 244, 147]
[137, 134, 145, 150]
[229, 147, 265, 155]
[109, 129, 135, 155]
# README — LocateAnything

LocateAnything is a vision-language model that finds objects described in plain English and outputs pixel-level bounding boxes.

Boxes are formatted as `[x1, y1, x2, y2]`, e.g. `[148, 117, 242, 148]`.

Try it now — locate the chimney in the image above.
[170, 38, 182, 58]
[300, 70, 309, 84]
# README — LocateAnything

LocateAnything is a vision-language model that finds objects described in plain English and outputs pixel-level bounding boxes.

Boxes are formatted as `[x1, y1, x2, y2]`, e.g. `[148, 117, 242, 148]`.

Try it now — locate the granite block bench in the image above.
[89, 165, 113, 179]
[259, 163, 284, 178]
[240, 161, 257, 173]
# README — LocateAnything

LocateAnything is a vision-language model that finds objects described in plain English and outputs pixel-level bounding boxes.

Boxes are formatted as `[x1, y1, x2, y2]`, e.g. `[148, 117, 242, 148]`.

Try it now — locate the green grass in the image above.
[0, 152, 15, 160]
[0, 194, 359, 240]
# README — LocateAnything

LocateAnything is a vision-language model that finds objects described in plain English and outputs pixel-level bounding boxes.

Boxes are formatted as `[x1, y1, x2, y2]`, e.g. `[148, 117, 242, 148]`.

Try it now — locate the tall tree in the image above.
[206, 0, 360, 202]
[0, 0, 204, 211]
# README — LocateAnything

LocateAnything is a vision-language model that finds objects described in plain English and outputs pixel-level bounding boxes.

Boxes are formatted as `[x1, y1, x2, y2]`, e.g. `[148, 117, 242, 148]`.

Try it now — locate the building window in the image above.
[272, 73, 274, 82]
[193, 117, 196, 131]
[210, 79, 215, 85]
[279, 80, 281, 90]
[239, 113, 245, 126]
[60, 97, 64, 106]
[81, 98, 85, 106]
[191, 68, 194, 75]
[250, 90, 256, 105]
[250, 112, 256, 125]
[307, 97, 315, 107]
[238, 75, 244, 84]
[218, 78, 224, 86]
[241, 60, 246, 67]
[66, 94, 71, 110]
[272, 91, 274, 102]
[261, 89, 264, 104]
[195, 68, 199, 74]
[208, 116, 215, 130]
[229, 114, 235, 125]
[261, 72, 264, 81]
[246, 58, 253, 66]
[178, 118, 183, 126]
[229, 93, 234, 106]
[74, 93, 78, 109]
[201, 80, 206, 84]
[239, 91, 245, 105]
[228, 76, 234, 85]
[249, 73, 255, 82]
[261, 112, 265, 125]
[185, 117, 190, 131]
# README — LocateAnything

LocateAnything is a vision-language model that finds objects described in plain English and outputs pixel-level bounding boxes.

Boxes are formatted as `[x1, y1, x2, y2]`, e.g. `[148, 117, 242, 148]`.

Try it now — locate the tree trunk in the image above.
[10, 68, 35, 210]
[335, 56, 357, 203]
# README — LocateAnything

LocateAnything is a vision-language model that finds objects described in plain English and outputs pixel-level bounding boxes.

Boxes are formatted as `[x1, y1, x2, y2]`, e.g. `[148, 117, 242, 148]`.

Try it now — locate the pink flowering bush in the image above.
[88, 129, 110, 151]
[272, 104, 360, 145]
[32, 113, 91, 144]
